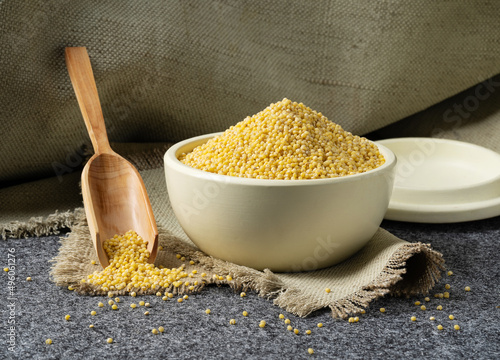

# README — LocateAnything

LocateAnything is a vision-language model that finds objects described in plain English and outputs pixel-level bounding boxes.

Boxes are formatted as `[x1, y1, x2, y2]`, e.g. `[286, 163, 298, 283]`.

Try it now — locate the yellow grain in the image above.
[180, 99, 385, 180]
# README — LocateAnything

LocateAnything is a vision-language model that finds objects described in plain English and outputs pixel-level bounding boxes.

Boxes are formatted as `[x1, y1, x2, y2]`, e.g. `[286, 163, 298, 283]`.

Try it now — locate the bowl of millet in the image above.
[164, 99, 396, 272]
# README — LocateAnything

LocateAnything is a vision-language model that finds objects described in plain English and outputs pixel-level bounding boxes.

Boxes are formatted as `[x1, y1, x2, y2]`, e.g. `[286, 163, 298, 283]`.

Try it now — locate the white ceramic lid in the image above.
[376, 137, 500, 223]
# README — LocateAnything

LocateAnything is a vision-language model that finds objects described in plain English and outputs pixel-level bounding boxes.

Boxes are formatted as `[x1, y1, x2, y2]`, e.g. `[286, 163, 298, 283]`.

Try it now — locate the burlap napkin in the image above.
[48, 148, 444, 319]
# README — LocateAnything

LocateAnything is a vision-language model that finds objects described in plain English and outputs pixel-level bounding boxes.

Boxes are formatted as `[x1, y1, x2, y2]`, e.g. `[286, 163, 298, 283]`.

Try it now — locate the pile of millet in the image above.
[180, 98, 385, 180]
[84, 231, 194, 292]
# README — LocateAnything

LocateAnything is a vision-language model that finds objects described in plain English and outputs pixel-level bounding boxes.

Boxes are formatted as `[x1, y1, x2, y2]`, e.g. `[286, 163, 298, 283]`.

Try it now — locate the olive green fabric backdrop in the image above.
[1, 0, 500, 188]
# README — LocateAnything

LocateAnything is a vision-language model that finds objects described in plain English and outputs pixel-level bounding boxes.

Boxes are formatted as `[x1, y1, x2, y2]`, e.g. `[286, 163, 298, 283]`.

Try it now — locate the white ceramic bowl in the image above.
[164, 133, 396, 272]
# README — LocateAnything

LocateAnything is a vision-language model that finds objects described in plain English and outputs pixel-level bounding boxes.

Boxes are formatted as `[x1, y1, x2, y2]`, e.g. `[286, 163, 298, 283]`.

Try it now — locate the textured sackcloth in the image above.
[1, 1, 500, 318]
[48, 152, 444, 318]
[1, 0, 500, 187]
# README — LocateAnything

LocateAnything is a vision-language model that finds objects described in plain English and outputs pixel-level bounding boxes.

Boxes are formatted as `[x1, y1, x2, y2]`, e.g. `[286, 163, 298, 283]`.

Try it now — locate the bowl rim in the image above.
[164, 132, 396, 186]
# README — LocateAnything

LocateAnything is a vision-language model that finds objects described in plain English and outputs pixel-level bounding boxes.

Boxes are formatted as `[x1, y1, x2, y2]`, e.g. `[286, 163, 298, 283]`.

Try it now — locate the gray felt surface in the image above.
[1, 217, 499, 359]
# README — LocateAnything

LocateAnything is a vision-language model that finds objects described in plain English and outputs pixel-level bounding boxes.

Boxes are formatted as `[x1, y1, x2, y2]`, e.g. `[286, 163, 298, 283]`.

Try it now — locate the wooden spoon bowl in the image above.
[65, 47, 158, 268]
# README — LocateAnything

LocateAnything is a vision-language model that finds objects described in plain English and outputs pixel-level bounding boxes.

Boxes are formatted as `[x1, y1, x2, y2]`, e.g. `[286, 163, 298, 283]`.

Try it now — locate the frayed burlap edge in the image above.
[272, 242, 445, 319]
[0, 210, 78, 240]
[49, 208, 286, 299]
[48, 208, 445, 318]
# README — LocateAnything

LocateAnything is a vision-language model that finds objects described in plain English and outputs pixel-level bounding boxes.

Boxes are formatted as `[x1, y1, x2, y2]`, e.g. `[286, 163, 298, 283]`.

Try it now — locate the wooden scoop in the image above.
[65, 47, 158, 269]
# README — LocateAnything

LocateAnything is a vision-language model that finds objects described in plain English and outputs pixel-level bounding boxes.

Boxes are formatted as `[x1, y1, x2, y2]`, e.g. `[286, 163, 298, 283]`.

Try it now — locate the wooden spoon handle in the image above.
[65, 47, 112, 155]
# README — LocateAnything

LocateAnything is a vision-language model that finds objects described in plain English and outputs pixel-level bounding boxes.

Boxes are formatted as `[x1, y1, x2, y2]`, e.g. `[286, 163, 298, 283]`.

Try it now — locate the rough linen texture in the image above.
[368, 74, 500, 151]
[49, 207, 444, 319]
[1, 0, 500, 186]
[43, 148, 443, 318]
[2, 216, 499, 359]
